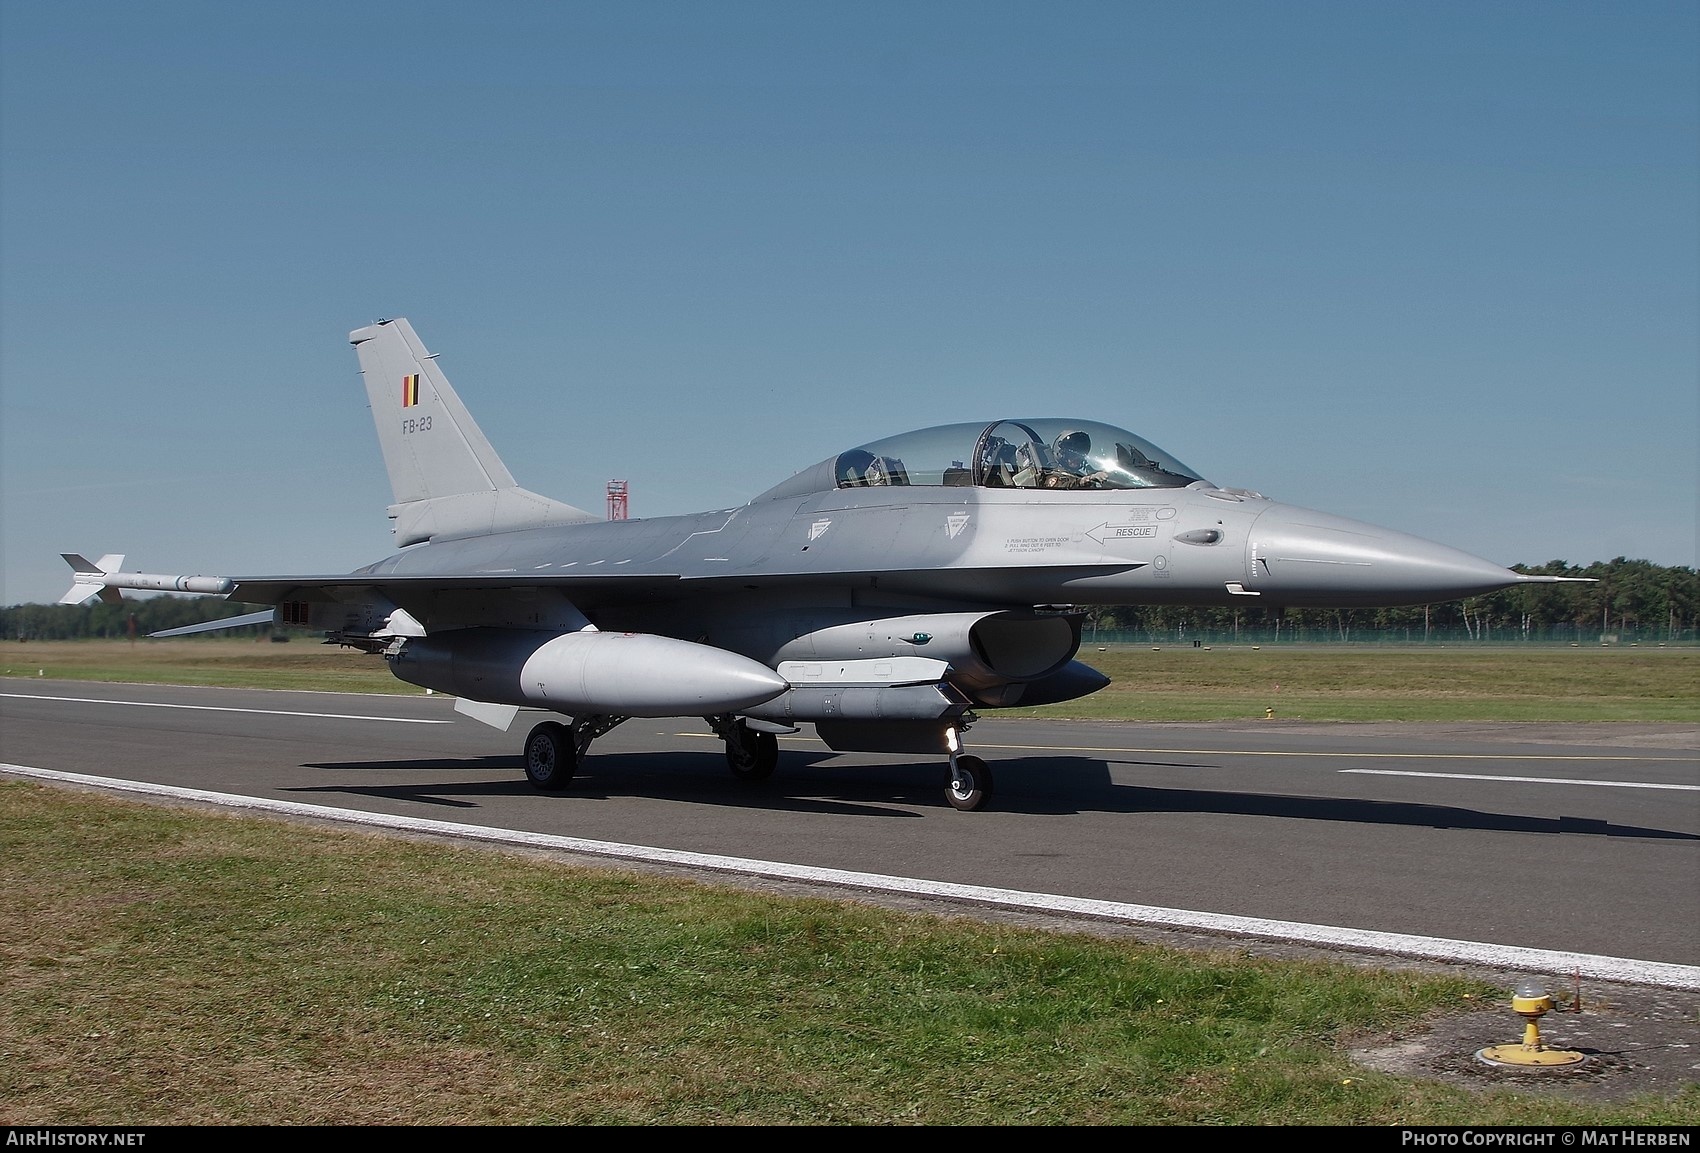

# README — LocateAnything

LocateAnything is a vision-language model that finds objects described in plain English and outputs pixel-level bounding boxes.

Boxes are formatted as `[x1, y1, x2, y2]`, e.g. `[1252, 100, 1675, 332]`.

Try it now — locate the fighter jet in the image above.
[60, 318, 1584, 810]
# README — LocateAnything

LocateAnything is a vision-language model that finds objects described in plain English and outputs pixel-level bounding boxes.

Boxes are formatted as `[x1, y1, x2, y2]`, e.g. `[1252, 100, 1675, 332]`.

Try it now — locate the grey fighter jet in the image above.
[61, 318, 1583, 810]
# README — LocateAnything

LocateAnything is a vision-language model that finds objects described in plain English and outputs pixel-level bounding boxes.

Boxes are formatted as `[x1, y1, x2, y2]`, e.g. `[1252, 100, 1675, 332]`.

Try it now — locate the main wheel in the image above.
[523, 721, 576, 791]
[945, 754, 993, 811]
[725, 723, 779, 781]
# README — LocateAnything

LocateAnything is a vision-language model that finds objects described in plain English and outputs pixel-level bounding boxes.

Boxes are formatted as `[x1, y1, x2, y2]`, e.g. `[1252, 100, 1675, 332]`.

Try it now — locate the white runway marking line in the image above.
[1343, 768, 1699, 791]
[0, 692, 452, 725]
[974, 741, 1689, 763]
[676, 731, 1690, 763]
[5, 762, 1697, 993]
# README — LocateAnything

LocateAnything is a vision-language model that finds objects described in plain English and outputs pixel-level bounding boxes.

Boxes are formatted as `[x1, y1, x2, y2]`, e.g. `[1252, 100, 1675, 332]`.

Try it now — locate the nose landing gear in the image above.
[944, 725, 992, 811]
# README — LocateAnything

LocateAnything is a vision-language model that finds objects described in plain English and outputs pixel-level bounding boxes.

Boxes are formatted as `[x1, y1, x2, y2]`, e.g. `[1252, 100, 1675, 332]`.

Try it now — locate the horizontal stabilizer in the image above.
[388, 487, 596, 549]
[148, 610, 277, 638]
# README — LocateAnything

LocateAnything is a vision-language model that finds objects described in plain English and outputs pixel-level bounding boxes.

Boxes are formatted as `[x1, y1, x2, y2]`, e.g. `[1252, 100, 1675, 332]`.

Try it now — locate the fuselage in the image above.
[353, 483, 1527, 640]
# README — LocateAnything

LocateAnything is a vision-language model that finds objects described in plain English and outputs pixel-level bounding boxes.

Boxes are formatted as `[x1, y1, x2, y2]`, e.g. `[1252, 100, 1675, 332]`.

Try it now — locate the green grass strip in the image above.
[3, 782, 1695, 1125]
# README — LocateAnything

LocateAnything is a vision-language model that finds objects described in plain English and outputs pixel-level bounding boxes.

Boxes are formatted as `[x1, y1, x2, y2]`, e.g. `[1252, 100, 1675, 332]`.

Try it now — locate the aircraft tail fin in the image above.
[349, 318, 597, 547]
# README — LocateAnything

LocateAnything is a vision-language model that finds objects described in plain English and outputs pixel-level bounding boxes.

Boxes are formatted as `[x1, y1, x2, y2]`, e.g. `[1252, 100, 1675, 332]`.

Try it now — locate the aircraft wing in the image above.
[224, 562, 1146, 605]
[61, 551, 1146, 647]
[222, 571, 686, 603]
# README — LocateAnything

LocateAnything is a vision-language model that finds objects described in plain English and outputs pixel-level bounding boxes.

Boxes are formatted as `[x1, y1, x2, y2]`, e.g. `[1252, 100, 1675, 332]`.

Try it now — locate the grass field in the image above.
[0, 637, 412, 695]
[1015, 644, 1700, 723]
[4, 637, 1696, 723]
[3, 780, 1695, 1126]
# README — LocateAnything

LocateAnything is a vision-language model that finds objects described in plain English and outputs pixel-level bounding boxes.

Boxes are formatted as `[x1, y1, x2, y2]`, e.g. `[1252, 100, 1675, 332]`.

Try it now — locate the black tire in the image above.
[523, 721, 576, 791]
[725, 723, 779, 781]
[946, 754, 992, 811]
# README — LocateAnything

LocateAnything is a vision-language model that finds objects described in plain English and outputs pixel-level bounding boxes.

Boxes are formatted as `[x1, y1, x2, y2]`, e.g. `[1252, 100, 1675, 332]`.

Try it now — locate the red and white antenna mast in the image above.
[606, 479, 629, 521]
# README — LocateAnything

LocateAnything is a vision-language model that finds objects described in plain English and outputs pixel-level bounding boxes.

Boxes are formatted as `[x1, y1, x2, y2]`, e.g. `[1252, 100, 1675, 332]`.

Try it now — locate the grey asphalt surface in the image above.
[3, 678, 1696, 967]
[5, 677, 1697, 1102]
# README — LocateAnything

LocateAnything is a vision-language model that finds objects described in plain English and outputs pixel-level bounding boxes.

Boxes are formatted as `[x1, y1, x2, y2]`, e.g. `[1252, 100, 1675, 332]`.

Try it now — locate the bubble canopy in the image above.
[757, 419, 1209, 501]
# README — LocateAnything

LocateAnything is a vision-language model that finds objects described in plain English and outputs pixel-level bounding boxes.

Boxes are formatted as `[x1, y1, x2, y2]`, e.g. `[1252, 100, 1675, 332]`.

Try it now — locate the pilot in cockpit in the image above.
[1044, 430, 1108, 489]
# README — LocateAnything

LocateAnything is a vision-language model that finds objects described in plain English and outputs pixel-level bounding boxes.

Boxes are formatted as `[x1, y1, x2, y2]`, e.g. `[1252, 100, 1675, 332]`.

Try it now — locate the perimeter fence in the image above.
[1083, 624, 1698, 647]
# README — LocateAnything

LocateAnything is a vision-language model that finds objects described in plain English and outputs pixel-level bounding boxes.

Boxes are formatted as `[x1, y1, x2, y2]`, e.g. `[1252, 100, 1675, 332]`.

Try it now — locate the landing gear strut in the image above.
[946, 752, 993, 811]
[944, 723, 992, 811]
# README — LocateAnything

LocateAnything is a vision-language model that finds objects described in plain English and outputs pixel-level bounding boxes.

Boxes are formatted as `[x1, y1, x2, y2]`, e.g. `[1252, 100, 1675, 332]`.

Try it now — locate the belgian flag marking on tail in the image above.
[401, 374, 420, 407]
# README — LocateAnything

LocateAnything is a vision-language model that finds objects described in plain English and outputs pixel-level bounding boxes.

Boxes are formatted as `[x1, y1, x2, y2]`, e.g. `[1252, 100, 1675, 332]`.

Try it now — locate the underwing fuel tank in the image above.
[389, 628, 788, 717]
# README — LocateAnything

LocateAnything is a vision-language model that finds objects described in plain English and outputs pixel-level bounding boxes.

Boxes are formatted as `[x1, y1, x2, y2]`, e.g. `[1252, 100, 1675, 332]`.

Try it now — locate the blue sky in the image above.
[2, 1, 1695, 605]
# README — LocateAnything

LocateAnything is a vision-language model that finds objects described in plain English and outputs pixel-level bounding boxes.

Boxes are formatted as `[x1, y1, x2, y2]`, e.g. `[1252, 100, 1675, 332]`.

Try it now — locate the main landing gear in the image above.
[522, 714, 627, 791]
[522, 721, 574, 790]
[707, 715, 780, 781]
[521, 713, 992, 812]
[522, 713, 783, 792]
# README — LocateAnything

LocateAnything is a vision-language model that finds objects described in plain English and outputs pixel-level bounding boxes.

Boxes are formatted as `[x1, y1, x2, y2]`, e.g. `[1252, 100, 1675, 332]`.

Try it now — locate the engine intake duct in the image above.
[962, 660, 1110, 708]
[773, 609, 1083, 693]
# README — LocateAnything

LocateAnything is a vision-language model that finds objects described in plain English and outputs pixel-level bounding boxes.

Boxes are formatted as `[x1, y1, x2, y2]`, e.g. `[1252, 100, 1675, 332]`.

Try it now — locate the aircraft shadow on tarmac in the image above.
[294, 752, 1700, 840]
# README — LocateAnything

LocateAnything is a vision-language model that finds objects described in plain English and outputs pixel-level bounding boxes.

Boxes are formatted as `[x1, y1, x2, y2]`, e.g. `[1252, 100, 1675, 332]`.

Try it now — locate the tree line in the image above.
[2, 596, 270, 641]
[1088, 558, 1698, 644]
[3, 557, 1696, 644]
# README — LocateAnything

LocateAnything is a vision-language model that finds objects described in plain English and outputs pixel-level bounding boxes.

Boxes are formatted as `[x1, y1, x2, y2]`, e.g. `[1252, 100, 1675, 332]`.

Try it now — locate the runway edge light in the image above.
[1475, 978, 1588, 1069]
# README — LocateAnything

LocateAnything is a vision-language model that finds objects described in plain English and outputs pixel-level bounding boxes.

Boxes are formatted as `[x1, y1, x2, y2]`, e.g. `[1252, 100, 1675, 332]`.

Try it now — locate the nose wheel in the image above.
[946, 752, 992, 811]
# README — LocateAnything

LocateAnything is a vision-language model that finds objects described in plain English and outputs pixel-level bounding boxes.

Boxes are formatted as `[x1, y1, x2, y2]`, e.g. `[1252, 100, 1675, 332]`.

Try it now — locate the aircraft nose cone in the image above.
[1246, 503, 1525, 606]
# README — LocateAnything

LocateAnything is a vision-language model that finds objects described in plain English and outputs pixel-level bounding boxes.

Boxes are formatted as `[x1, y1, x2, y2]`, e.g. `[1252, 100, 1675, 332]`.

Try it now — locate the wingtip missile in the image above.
[58, 552, 235, 605]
